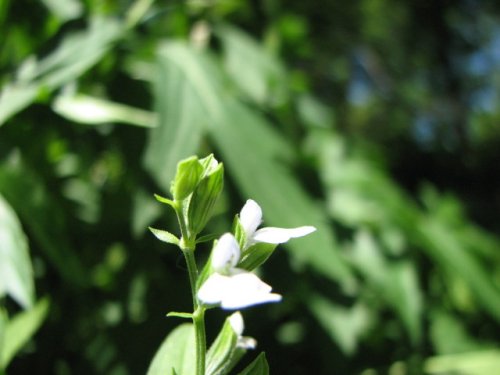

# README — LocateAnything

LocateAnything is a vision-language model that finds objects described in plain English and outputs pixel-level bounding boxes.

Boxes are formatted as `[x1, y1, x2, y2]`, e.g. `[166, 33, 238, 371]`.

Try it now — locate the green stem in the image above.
[193, 306, 206, 375]
[177, 202, 206, 375]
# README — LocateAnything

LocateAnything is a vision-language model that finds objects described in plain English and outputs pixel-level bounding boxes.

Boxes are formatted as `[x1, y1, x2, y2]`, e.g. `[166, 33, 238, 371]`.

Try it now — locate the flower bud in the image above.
[170, 156, 203, 201]
[187, 162, 224, 235]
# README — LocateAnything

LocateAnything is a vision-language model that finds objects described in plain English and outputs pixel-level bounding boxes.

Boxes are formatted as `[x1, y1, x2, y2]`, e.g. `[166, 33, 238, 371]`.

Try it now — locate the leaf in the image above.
[0, 194, 34, 309]
[166, 312, 193, 319]
[148, 227, 180, 246]
[218, 24, 287, 105]
[146, 323, 195, 375]
[52, 94, 157, 128]
[40, 0, 83, 21]
[349, 230, 422, 343]
[237, 352, 269, 375]
[238, 243, 277, 272]
[417, 217, 500, 322]
[0, 17, 123, 126]
[143, 42, 209, 191]
[308, 294, 371, 356]
[424, 349, 500, 375]
[0, 161, 87, 286]
[205, 314, 240, 375]
[1, 298, 50, 368]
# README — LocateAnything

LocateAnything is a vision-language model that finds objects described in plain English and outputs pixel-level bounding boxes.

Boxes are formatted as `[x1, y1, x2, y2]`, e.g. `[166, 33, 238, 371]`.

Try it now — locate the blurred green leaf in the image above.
[417, 217, 500, 322]
[349, 231, 422, 343]
[146, 323, 195, 375]
[143, 42, 219, 191]
[218, 24, 287, 105]
[0, 17, 123, 126]
[424, 349, 500, 375]
[41, 0, 83, 21]
[0, 194, 34, 309]
[309, 293, 371, 355]
[52, 94, 157, 128]
[0, 161, 87, 286]
[430, 310, 483, 355]
[1, 298, 50, 369]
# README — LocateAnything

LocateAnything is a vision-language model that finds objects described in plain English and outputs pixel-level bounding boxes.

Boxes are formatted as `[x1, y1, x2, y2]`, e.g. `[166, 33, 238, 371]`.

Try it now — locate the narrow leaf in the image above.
[1, 298, 50, 368]
[149, 227, 179, 246]
[0, 194, 34, 308]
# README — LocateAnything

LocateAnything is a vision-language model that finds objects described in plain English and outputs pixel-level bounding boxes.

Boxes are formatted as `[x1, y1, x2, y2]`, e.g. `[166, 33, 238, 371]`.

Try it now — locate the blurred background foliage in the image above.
[1, 0, 500, 374]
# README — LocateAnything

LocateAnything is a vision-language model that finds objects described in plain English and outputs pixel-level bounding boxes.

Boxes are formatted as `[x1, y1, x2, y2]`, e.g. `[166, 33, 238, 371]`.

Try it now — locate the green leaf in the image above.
[40, 0, 83, 21]
[308, 294, 371, 356]
[418, 217, 500, 321]
[146, 323, 195, 375]
[0, 194, 34, 309]
[143, 43, 209, 190]
[196, 233, 218, 244]
[349, 230, 422, 343]
[153, 194, 176, 208]
[1, 297, 50, 368]
[238, 243, 277, 272]
[52, 94, 157, 128]
[148, 227, 180, 246]
[205, 314, 241, 375]
[166, 312, 193, 319]
[424, 349, 500, 375]
[0, 161, 87, 286]
[0, 17, 123, 126]
[237, 353, 269, 375]
[218, 25, 287, 105]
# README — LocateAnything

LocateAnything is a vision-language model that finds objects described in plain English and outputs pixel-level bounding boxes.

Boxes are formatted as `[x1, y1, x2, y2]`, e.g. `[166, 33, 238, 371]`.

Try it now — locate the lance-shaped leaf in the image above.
[149, 228, 180, 246]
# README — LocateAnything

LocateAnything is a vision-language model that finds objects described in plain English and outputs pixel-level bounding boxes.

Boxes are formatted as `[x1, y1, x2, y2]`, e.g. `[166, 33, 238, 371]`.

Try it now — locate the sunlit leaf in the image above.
[0, 161, 87, 286]
[52, 94, 157, 127]
[0, 17, 123, 126]
[0, 194, 34, 309]
[1, 298, 50, 368]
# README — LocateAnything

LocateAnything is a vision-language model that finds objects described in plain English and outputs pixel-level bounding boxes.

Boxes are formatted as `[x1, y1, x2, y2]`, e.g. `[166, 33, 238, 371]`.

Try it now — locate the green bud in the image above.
[187, 162, 224, 235]
[170, 156, 203, 201]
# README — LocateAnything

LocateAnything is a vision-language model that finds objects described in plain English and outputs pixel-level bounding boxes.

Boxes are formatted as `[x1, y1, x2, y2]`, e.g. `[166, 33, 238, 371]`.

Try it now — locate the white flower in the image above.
[198, 272, 282, 309]
[239, 199, 316, 248]
[197, 233, 282, 309]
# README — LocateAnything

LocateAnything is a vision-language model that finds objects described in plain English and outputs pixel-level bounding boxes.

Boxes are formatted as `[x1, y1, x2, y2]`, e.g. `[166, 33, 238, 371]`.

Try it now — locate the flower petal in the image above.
[211, 233, 241, 272]
[252, 226, 316, 244]
[218, 273, 282, 309]
[229, 311, 244, 335]
[239, 199, 262, 240]
[197, 273, 229, 305]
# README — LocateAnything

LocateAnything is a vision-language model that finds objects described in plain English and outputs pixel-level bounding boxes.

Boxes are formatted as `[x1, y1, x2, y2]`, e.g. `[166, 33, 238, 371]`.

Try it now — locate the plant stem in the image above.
[193, 306, 206, 375]
[177, 202, 206, 375]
